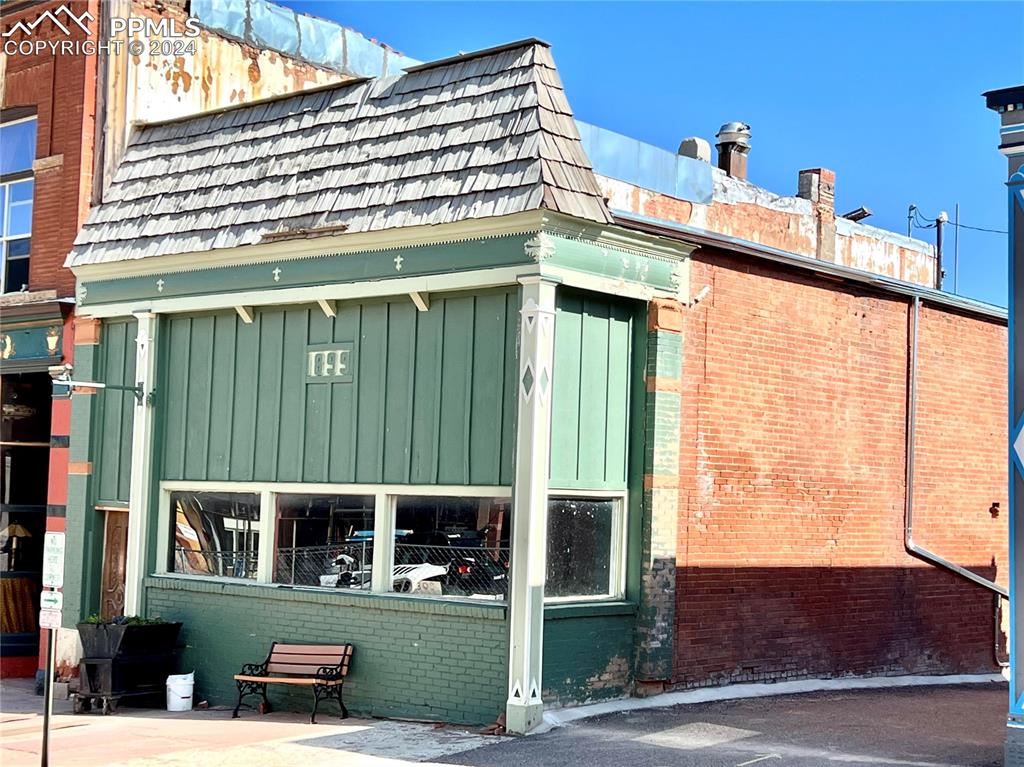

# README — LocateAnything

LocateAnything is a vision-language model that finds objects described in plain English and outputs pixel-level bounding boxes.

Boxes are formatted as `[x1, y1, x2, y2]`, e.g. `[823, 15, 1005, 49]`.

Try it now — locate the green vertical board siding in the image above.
[550, 291, 637, 490]
[185, 316, 214, 480]
[438, 297, 473, 484]
[161, 289, 518, 485]
[499, 291, 519, 486]
[95, 318, 137, 504]
[383, 303, 417, 484]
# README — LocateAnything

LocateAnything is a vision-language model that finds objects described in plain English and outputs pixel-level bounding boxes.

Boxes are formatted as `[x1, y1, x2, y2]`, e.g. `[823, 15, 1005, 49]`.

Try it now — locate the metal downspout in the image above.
[905, 295, 1009, 600]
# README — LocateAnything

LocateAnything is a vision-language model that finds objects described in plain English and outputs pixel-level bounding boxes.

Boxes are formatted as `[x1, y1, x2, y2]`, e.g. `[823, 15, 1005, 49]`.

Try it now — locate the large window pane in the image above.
[6, 180, 33, 236]
[0, 119, 36, 176]
[274, 494, 374, 589]
[171, 491, 260, 579]
[393, 496, 510, 599]
[0, 507, 45, 636]
[546, 497, 617, 599]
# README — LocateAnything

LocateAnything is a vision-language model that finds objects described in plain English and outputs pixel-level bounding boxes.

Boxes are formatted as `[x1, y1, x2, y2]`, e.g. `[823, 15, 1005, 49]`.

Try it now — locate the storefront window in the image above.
[393, 496, 510, 600]
[546, 497, 621, 599]
[0, 506, 45, 636]
[171, 491, 260, 579]
[274, 494, 374, 589]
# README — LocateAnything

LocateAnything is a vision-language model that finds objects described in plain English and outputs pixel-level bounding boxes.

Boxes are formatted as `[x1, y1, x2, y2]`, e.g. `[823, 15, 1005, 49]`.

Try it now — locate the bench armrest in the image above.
[240, 662, 268, 676]
[315, 665, 344, 682]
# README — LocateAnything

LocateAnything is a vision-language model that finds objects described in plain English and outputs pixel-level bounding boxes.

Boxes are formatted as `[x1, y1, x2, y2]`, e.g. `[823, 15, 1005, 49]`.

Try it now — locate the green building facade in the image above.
[62, 40, 694, 731]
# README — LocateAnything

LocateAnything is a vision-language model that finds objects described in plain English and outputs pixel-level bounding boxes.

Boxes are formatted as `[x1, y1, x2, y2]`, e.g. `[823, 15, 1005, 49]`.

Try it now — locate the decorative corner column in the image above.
[983, 85, 1024, 766]
[123, 312, 157, 616]
[506, 276, 557, 734]
[635, 298, 683, 693]
[63, 317, 102, 625]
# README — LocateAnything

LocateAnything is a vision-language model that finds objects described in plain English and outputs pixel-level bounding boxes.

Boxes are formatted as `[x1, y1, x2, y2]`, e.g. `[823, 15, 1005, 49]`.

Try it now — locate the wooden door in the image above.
[99, 509, 129, 619]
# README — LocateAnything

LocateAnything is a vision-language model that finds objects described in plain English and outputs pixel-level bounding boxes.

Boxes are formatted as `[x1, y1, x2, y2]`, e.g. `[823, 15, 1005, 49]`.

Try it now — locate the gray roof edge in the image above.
[403, 38, 550, 73]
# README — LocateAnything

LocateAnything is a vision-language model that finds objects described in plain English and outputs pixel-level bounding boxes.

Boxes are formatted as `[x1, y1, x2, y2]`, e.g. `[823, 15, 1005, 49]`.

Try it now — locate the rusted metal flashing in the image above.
[615, 210, 1006, 323]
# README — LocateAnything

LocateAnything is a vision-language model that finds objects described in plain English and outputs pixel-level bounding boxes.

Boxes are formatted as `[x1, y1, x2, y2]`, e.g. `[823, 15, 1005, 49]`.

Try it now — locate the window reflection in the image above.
[274, 494, 374, 589]
[171, 492, 260, 579]
[393, 496, 510, 600]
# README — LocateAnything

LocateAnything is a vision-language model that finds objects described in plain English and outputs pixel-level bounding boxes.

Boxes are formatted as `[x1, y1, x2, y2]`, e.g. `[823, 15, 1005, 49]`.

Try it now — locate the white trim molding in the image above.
[78, 266, 531, 319]
[70, 211, 549, 281]
[506, 276, 558, 734]
[123, 312, 157, 615]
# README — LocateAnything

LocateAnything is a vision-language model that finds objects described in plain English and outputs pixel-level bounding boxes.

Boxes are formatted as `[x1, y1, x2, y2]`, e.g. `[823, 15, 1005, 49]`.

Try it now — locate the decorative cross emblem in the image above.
[272, 267, 282, 282]
[394, 254, 404, 272]
[156, 279, 165, 293]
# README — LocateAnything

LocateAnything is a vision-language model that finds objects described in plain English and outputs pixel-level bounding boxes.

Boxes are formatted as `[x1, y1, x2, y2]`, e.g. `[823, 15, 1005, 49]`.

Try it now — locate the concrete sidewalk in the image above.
[0, 678, 498, 767]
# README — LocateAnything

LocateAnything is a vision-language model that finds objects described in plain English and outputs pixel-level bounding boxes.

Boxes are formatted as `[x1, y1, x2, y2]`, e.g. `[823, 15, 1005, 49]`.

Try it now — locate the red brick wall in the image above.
[674, 248, 1007, 687]
[2, 0, 98, 298]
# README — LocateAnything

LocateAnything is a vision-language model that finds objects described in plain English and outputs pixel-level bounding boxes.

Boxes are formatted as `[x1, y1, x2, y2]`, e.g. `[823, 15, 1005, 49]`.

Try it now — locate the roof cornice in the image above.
[70, 211, 550, 281]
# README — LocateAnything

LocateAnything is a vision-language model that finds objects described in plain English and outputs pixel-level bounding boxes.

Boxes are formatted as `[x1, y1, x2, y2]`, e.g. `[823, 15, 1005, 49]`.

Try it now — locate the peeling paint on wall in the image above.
[595, 165, 937, 289]
[99, 1, 348, 195]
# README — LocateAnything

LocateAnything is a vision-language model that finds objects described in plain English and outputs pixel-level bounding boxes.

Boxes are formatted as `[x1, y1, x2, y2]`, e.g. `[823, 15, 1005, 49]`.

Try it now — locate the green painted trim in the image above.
[546, 235, 682, 294]
[548, 479, 629, 491]
[80, 236, 534, 308]
[544, 601, 637, 620]
[143, 576, 508, 621]
[64, 341, 105, 624]
[625, 302, 648, 606]
[0, 321, 63, 365]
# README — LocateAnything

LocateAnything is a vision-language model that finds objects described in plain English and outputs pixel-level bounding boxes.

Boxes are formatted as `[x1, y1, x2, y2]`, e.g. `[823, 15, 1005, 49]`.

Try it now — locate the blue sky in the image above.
[282, 1, 1023, 307]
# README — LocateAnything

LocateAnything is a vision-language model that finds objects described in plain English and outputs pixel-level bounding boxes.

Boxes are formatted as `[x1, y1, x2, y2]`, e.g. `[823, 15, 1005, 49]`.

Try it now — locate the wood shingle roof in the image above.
[67, 39, 611, 267]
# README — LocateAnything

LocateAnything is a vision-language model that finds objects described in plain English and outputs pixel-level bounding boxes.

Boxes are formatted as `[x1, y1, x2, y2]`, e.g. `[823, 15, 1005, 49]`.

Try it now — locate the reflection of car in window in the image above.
[396, 528, 508, 597]
[319, 528, 508, 598]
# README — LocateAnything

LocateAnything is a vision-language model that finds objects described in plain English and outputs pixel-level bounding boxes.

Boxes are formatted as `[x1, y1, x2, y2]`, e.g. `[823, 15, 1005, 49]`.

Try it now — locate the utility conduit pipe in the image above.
[904, 295, 1008, 599]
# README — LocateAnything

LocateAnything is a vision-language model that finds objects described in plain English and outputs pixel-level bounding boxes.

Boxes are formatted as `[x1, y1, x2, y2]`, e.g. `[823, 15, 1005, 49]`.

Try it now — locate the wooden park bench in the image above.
[232, 642, 354, 723]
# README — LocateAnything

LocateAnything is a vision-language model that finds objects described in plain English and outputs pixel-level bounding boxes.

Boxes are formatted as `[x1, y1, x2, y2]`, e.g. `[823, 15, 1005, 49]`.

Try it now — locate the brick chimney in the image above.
[715, 122, 751, 179]
[798, 168, 837, 263]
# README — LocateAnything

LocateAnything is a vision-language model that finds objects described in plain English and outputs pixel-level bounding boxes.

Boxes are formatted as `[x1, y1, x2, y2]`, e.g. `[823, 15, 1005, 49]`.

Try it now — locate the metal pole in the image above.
[40, 627, 55, 767]
[935, 213, 946, 291]
[953, 203, 960, 295]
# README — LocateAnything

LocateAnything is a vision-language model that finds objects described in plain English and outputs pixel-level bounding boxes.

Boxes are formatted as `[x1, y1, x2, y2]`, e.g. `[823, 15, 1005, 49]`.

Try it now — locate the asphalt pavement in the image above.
[450, 683, 1006, 767]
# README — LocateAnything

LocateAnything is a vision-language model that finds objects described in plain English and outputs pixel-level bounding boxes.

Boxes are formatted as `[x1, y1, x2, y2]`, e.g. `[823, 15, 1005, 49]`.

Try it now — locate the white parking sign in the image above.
[42, 532, 65, 589]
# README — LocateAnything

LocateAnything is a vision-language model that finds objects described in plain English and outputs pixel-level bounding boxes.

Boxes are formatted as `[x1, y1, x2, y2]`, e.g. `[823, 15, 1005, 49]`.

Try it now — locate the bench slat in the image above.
[266, 662, 345, 675]
[273, 644, 352, 654]
[234, 674, 342, 686]
[270, 653, 347, 666]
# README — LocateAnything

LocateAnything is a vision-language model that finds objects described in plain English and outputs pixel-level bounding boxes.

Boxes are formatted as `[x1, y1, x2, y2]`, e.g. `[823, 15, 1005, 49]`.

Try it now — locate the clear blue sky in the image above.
[282, 1, 1023, 307]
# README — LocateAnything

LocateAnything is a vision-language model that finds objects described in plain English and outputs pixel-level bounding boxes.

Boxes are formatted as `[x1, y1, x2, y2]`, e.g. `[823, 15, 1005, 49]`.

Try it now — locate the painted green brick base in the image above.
[542, 603, 636, 705]
[145, 577, 508, 724]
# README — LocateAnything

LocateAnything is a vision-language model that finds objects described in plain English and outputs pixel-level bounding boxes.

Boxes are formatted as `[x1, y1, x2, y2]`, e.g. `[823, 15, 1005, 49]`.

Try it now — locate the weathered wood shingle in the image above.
[67, 39, 611, 267]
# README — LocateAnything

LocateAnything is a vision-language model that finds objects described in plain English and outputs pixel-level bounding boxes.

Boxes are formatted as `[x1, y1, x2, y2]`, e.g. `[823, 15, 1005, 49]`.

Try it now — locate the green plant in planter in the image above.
[82, 615, 168, 626]
[77, 617, 181, 661]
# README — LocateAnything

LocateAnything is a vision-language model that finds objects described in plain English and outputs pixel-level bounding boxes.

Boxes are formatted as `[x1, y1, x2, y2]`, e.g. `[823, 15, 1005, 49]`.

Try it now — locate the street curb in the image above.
[533, 672, 1007, 735]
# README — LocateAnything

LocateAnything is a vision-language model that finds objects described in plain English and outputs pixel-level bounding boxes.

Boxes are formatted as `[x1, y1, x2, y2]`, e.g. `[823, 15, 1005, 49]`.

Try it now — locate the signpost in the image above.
[39, 531, 65, 767]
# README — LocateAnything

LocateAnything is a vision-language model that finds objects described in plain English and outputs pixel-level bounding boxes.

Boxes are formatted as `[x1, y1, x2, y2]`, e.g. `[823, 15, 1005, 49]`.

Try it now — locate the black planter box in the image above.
[75, 623, 182, 704]
[77, 622, 181, 660]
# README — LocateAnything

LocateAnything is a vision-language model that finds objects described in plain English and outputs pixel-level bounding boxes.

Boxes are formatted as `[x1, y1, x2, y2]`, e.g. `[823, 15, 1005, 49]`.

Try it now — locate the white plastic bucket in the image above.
[166, 672, 194, 712]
